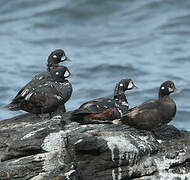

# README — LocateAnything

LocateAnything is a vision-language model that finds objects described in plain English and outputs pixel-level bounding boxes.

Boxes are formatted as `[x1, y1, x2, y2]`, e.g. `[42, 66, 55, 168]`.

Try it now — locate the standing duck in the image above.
[5, 66, 72, 116]
[121, 80, 177, 130]
[71, 78, 137, 123]
[5, 49, 70, 111]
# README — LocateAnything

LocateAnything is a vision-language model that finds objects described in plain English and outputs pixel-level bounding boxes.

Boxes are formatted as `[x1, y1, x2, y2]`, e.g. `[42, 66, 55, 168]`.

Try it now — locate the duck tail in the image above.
[69, 109, 90, 123]
[2, 103, 20, 111]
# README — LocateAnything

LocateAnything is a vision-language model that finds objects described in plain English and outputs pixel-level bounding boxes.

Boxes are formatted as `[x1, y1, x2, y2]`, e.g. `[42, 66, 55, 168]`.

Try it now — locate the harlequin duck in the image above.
[5, 49, 70, 111]
[5, 66, 72, 116]
[71, 78, 137, 124]
[121, 80, 177, 130]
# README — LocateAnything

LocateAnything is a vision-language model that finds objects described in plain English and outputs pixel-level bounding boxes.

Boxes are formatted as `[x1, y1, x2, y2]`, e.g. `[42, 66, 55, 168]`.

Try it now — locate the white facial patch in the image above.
[120, 83, 123, 87]
[64, 70, 70, 77]
[168, 87, 173, 92]
[127, 81, 133, 89]
[53, 55, 57, 58]
[161, 86, 165, 90]
[61, 56, 66, 61]
[56, 72, 59, 75]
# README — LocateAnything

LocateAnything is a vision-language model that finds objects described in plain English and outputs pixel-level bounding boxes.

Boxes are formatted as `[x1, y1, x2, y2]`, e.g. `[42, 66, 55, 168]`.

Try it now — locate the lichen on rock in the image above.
[0, 113, 190, 180]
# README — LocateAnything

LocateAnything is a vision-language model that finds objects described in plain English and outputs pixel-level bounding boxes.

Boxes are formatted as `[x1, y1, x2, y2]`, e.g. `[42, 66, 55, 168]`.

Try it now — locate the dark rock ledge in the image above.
[0, 112, 190, 180]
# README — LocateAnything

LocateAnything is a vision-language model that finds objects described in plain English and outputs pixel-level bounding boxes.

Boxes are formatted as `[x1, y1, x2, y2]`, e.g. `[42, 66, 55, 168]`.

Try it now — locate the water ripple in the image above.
[1, 0, 190, 129]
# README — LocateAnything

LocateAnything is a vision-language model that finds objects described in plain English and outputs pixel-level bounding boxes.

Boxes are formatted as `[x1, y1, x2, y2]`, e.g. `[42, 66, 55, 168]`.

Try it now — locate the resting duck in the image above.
[71, 78, 137, 124]
[121, 80, 177, 130]
[5, 49, 70, 111]
[5, 66, 72, 116]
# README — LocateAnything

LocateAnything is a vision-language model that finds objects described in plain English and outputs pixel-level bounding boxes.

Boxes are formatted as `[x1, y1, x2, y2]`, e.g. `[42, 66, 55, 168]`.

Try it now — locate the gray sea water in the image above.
[0, 0, 190, 130]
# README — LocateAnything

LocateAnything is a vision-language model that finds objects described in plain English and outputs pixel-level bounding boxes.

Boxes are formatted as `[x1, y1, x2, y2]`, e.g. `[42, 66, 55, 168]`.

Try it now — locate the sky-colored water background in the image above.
[0, 0, 190, 130]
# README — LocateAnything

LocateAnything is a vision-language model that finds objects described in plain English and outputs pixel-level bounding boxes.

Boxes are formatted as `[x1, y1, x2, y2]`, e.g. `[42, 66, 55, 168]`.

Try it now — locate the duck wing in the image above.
[10, 72, 51, 107]
[20, 82, 65, 114]
[53, 80, 72, 103]
[75, 98, 115, 114]
[122, 99, 164, 130]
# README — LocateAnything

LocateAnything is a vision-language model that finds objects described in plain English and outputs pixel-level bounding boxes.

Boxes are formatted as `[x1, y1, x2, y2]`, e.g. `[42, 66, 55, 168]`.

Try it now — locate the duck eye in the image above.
[61, 56, 66, 61]
[53, 55, 57, 58]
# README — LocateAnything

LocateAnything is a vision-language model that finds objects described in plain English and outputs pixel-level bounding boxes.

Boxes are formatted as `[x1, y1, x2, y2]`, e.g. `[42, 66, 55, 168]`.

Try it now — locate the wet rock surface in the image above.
[0, 112, 190, 180]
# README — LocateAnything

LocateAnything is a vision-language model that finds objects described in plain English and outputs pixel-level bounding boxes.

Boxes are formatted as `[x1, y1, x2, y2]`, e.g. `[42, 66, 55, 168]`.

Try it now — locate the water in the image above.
[0, 0, 190, 130]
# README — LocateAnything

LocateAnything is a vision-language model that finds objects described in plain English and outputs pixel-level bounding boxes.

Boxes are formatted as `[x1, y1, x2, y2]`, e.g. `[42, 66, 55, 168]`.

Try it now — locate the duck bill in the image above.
[61, 56, 71, 62]
[132, 85, 138, 89]
[174, 88, 180, 93]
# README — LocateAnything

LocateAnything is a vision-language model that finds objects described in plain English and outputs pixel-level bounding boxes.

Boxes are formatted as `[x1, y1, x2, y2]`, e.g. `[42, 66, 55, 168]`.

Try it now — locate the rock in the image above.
[0, 112, 190, 180]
